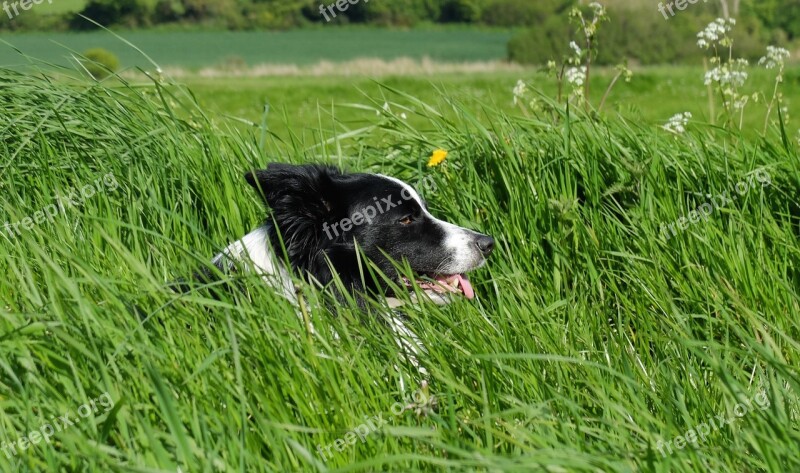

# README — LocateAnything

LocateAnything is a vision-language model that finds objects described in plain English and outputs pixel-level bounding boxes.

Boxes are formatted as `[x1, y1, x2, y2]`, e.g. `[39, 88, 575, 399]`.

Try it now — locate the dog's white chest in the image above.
[211, 225, 297, 303]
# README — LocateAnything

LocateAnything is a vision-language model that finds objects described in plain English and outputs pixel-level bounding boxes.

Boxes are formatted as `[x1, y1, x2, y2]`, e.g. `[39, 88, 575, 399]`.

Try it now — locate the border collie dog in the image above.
[207, 163, 495, 310]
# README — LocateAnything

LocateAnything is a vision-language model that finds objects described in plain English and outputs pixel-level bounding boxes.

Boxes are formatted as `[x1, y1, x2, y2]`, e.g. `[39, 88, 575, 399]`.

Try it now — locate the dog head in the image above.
[245, 163, 494, 303]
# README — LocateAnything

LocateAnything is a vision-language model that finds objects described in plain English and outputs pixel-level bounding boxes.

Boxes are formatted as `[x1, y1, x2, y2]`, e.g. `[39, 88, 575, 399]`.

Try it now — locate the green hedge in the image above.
[81, 48, 120, 79]
[2, 0, 799, 61]
[508, 3, 781, 66]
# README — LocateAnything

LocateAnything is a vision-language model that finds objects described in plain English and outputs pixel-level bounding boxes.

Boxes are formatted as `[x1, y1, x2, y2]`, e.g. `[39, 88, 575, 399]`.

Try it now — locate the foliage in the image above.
[439, 0, 481, 23]
[152, 0, 186, 23]
[70, 0, 151, 29]
[506, 16, 572, 65]
[481, 0, 569, 27]
[3, 0, 799, 44]
[509, 2, 783, 66]
[80, 47, 120, 79]
[0, 10, 71, 32]
[510, 1, 792, 140]
[745, 0, 800, 40]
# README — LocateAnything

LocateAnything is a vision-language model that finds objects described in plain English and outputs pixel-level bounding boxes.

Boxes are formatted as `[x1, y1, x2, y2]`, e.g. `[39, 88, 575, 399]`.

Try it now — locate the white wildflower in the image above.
[663, 112, 692, 134]
[569, 41, 582, 57]
[566, 66, 586, 87]
[697, 18, 736, 48]
[759, 46, 790, 69]
[589, 2, 604, 12]
[704, 66, 748, 87]
[588, 2, 606, 19]
[512, 79, 527, 105]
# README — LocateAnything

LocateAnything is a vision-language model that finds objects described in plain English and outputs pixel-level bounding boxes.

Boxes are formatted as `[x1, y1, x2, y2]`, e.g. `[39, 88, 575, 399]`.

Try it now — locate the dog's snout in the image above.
[475, 235, 495, 257]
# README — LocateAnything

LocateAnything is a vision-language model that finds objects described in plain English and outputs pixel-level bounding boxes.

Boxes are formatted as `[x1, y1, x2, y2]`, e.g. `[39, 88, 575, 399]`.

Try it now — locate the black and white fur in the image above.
[198, 163, 494, 369]
[208, 163, 493, 303]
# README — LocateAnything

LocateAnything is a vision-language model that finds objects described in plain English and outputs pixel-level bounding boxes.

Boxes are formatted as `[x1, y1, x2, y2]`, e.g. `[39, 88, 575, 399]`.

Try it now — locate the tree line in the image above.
[2, 0, 797, 66]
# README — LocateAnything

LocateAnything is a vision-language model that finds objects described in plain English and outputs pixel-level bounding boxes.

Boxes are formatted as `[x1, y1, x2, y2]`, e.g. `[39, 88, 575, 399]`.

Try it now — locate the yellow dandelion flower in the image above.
[427, 149, 448, 167]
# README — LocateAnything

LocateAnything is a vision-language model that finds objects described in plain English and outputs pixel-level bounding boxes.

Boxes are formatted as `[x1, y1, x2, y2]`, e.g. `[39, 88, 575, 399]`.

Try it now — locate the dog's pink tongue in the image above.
[456, 274, 475, 300]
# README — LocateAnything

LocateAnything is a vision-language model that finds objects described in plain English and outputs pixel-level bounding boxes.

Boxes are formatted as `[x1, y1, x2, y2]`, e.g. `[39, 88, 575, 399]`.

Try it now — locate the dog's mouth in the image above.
[402, 273, 475, 300]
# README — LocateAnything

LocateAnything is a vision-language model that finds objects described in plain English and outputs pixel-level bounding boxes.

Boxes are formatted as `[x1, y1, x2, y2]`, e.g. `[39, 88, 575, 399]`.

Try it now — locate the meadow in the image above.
[1, 20, 800, 473]
[182, 66, 800, 143]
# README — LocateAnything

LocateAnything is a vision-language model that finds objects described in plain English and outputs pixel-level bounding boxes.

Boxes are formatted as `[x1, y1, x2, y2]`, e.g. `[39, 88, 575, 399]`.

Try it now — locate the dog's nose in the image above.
[475, 235, 495, 257]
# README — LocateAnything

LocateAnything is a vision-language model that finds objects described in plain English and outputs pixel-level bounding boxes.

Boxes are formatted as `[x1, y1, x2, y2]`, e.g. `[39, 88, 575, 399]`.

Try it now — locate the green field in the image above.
[0, 29, 514, 69]
[180, 66, 800, 143]
[2, 13, 800, 471]
[2, 43, 800, 471]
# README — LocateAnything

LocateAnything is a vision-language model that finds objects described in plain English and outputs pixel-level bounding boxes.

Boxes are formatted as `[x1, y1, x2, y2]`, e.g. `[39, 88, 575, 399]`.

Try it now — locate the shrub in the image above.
[482, 0, 570, 27]
[508, 3, 773, 66]
[4, 11, 70, 32]
[507, 16, 572, 65]
[180, 0, 244, 27]
[153, 0, 186, 22]
[81, 48, 120, 80]
[70, 0, 148, 29]
[593, 6, 693, 65]
[747, 0, 800, 40]
[439, 0, 481, 23]
[244, 2, 308, 29]
[357, 0, 443, 26]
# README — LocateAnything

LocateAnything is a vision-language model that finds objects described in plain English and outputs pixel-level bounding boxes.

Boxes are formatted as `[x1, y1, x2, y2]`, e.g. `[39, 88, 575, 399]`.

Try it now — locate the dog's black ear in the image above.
[245, 163, 341, 255]
[245, 163, 339, 211]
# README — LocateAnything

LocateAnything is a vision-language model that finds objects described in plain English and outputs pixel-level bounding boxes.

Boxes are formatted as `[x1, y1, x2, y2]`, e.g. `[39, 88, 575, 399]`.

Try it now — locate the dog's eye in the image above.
[398, 216, 413, 225]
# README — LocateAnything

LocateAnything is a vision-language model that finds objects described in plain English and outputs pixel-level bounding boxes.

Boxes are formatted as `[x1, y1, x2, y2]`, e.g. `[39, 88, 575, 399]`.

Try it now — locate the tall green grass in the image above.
[1, 63, 799, 472]
[180, 66, 800, 143]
